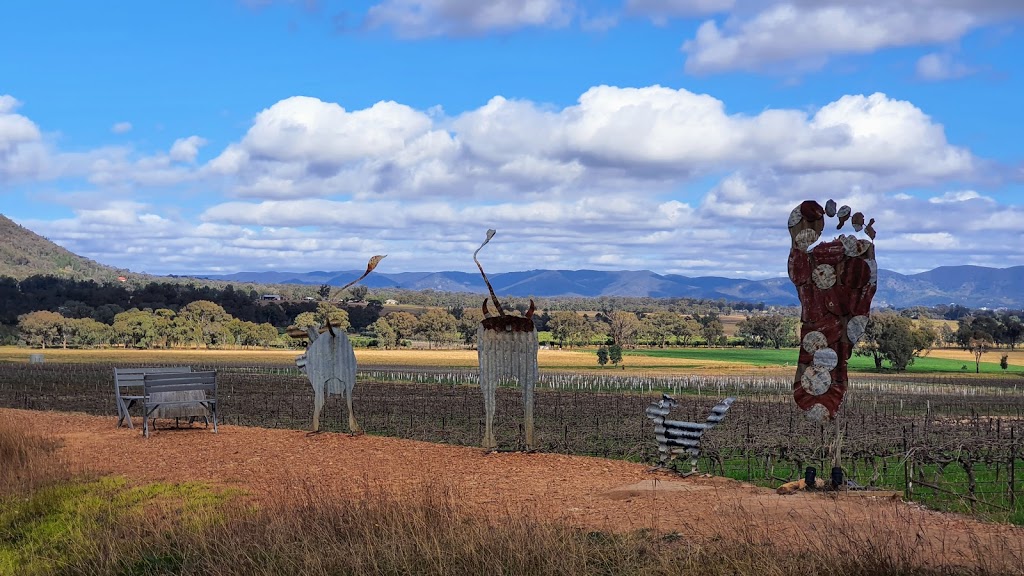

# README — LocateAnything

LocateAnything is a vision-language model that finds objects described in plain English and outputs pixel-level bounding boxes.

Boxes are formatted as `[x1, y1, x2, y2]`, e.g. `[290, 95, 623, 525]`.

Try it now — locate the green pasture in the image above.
[625, 347, 1024, 375]
[696, 454, 1024, 525]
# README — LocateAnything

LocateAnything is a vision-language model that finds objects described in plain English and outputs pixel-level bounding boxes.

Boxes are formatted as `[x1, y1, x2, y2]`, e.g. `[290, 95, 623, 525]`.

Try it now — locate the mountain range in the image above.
[202, 265, 1024, 309]
[3, 213, 1022, 309]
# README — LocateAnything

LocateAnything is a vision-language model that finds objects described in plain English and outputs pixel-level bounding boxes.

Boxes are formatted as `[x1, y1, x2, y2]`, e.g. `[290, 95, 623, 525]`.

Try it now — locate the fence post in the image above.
[1011, 426, 1017, 510]
[903, 425, 913, 501]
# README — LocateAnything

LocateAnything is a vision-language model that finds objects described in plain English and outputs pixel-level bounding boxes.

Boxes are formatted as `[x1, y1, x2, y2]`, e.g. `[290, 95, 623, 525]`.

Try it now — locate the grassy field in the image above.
[3, 345, 1021, 376]
[626, 347, 1024, 375]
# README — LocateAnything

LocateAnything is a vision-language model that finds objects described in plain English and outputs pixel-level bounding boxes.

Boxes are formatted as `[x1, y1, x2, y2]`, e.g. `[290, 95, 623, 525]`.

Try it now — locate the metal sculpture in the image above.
[474, 229, 539, 451]
[788, 199, 877, 421]
[645, 394, 735, 475]
[292, 255, 386, 433]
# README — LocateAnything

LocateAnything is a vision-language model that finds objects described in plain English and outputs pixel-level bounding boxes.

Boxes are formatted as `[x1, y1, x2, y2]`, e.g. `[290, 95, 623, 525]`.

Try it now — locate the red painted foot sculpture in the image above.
[788, 199, 877, 421]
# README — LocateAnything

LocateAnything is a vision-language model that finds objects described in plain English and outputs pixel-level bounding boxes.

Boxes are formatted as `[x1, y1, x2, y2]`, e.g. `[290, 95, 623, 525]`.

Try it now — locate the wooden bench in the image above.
[113, 367, 192, 429]
[142, 371, 218, 438]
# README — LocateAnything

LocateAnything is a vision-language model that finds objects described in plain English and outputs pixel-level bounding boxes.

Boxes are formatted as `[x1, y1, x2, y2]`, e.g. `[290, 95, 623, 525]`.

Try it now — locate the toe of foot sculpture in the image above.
[788, 199, 877, 421]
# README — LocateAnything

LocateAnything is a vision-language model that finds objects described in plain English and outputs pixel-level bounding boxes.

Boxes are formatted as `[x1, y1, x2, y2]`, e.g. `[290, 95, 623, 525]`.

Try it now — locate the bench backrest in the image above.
[114, 366, 192, 400]
[115, 366, 192, 386]
[143, 371, 217, 398]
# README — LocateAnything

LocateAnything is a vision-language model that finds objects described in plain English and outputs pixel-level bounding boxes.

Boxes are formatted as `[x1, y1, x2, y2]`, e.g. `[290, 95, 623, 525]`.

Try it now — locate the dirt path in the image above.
[7, 408, 1023, 571]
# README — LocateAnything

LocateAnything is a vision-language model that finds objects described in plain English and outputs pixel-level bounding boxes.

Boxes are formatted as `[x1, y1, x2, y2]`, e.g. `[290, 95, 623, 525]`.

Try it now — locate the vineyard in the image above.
[1, 359, 1022, 524]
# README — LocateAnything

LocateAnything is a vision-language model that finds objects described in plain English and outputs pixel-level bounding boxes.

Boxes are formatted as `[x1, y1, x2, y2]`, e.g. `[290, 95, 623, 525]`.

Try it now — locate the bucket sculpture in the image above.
[787, 199, 877, 421]
[645, 394, 735, 475]
[474, 229, 539, 451]
[292, 255, 386, 433]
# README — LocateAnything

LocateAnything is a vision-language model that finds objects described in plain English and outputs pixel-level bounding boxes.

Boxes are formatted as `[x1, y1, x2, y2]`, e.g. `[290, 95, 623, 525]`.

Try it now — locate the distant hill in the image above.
[3, 213, 1022, 308]
[0, 214, 133, 283]
[205, 266, 1024, 309]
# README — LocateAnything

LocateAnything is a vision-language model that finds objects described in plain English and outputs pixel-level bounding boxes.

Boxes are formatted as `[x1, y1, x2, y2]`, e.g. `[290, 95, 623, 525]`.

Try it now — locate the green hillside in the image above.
[0, 214, 134, 283]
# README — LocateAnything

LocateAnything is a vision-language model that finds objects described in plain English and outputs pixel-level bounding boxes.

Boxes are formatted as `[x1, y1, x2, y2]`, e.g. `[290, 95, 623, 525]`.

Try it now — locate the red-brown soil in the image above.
[6, 408, 1022, 572]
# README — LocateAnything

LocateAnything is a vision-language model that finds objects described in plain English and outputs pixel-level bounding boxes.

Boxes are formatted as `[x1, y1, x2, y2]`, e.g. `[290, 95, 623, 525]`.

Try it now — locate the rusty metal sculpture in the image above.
[645, 394, 735, 475]
[292, 255, 386, 433]
[788, 199, 877, 421]
[474, 229, 539, 451]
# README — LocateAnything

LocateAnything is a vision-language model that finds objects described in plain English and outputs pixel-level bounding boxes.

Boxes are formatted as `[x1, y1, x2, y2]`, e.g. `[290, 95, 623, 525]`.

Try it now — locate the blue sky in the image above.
[2, 0, 1022, 280]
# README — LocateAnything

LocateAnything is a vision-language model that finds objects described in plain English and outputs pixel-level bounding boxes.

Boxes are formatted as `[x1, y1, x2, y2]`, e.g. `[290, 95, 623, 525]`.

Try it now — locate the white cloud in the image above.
[0, 95, 48, 181]
[111, 122, 133, 134]
[678, 1, 1024, 74]
[365, 0, 574, 38]
[8, 87, 1022, 278]
[169, 136, 208, 163]
[206, 88, 974, 205]
[626, 0, 734, 22]
[916, 52, 975, 81]
[929, 190, 993, 203]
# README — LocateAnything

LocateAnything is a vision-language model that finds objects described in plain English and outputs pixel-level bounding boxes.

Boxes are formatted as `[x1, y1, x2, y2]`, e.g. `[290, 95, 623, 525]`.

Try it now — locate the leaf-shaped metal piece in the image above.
[338, 254, 387, 292]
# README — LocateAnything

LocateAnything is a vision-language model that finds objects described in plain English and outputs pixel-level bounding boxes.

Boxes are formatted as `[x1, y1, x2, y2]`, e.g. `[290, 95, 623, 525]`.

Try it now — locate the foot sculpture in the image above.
[788, 199, 877, 421]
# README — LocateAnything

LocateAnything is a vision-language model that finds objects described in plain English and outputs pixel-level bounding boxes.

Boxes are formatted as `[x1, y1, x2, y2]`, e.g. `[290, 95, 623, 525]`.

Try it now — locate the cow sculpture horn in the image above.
[473, 229, 505, 317]
[526, 299, 535, 319]
[482, 299, 493, 319]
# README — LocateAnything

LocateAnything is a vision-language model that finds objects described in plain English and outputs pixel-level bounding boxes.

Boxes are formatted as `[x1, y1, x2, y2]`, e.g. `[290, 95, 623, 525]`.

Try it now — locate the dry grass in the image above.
[0, 417, 73, 495]
[926, 347, 1024, 366]
[13, 476, 1019, 576]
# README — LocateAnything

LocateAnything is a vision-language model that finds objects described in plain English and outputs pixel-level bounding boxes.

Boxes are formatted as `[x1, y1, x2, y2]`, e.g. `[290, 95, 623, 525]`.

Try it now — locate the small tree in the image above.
[969, 336, 994, 374]
[608, 344, 623, 369]
[596, 346, 609, 367]
[1000, 354, 1009, 371]
[317, 284, 332, 301]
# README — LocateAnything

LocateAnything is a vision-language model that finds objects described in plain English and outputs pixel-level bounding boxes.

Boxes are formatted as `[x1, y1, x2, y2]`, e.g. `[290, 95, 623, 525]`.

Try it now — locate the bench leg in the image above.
[211, 404, 218, 433]
[117, 398, 136, 429]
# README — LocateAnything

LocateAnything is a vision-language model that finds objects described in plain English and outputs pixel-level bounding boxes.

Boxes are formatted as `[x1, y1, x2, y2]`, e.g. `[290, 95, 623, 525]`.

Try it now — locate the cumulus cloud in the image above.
[206, 88, 974, 205]
[0, 95, 48, 181]
[8, 86, 1021, 278]
[364, 0, 574, 38]
[676, 1, 1024, 74]
[111, 121, 133, 134]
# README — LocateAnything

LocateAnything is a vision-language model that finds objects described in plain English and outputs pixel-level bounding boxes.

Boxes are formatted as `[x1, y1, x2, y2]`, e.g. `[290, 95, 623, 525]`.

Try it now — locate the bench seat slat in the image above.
[145, 383, 216, 394]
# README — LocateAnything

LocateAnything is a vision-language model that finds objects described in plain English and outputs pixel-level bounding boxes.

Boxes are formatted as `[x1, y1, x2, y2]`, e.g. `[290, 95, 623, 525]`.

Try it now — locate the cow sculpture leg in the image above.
[311, 381, 327, 433]
[344, 382, 361, 434]
[788, 199, 877, 421]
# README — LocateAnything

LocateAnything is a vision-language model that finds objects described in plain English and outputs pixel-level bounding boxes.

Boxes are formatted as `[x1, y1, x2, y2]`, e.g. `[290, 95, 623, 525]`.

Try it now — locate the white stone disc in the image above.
[848, 315, 869, 344]
[837, 205, 851, 219]
[813, 348, 839, 370]
[802, 331, 828, 353]
[825, 199, 837, 217]
[788, 207, 803, 228]
[812, 264, 837, 289]
[801, 366, 832, 396]
[805, 404, 829, 422]
[795, 228, 819, 251]
[841, 235, 863, 257]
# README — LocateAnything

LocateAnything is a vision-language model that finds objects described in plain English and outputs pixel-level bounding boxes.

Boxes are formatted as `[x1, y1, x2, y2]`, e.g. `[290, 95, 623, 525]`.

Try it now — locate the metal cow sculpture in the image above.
[645, 394, 735, 475]
[474, 229, 539, 451]
[292, 255, 386, 433]
[787, 199, 877, 421]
